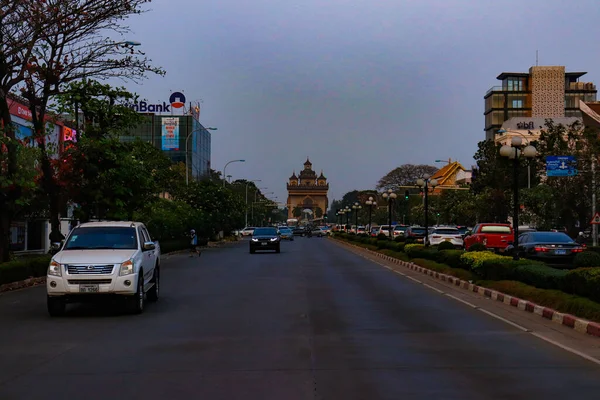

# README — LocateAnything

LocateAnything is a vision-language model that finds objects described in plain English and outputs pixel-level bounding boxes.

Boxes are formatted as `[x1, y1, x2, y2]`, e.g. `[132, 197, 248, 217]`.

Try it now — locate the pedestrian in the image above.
[576, 231, 586, 245]
[189, 229, 201, 257]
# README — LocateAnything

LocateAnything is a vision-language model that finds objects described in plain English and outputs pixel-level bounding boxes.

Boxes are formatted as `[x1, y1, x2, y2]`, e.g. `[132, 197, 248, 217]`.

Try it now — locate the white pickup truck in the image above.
[46, 221, 160, 316]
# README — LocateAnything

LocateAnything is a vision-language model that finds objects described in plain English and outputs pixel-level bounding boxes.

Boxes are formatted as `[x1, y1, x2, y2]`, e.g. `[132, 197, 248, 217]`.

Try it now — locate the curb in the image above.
[0, 241, 241, 294]
[333, 238, 600, 339]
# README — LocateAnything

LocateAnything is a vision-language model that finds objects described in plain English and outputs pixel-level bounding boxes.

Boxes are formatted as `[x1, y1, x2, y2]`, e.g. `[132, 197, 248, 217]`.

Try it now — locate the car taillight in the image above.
[572, 248, 584, 253]
[432, 235, 441, 238]
[534, 246, 549, 252]
[455, 236, 462, 239]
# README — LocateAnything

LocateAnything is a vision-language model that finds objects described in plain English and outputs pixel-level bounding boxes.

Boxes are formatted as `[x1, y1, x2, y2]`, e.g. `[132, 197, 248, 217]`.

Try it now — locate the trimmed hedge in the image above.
[481, 280, 600, 323]
[436, 249, 467, 269]
[437, 241, 455, 251]
[563, 268, 600, 303]
[0, 256, 51, 286]
[411, 258, 475, 281]
[573, 251, 600, 268]
[513, 264, 568, 291]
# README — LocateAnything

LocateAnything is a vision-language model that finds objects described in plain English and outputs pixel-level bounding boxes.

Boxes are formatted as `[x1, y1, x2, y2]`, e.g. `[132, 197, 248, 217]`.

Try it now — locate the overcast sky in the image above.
[124, 0, 600, 205]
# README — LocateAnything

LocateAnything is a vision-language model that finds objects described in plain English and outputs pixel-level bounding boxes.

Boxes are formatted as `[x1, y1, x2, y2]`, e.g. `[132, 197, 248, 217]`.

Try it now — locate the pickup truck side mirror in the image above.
[143, 241, 156, 251]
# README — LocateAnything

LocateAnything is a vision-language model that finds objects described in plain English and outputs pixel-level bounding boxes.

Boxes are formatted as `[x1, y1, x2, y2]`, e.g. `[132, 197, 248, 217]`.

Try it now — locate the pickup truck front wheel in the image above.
[127, 274, 145, 314]
[47, 296, 66, 317]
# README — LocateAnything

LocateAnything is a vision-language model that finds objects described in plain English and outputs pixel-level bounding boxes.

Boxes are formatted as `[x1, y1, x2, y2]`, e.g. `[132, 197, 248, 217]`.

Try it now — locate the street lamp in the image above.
[497, 129, 535, 188]
[365, 196, 377, 232]
[499, 136, 537, 260]
[338, 209, 345, 230]
[222, 159, 245, 187]
[186, 126, 217, 185]
[382, 189, 397, 240]
[245, 180, 261, 227]
[344, 206, 351, 231]
[416, 174, 439, 247]
[352, 202, 362, 233]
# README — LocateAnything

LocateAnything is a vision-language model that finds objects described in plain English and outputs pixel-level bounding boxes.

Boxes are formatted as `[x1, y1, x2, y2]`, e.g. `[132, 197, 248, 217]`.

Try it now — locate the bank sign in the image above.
[129, 92, 186, 113]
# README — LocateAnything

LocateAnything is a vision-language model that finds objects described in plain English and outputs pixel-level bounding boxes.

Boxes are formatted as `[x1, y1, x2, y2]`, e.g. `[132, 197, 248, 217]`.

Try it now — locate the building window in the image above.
[511, 99, 523, 108]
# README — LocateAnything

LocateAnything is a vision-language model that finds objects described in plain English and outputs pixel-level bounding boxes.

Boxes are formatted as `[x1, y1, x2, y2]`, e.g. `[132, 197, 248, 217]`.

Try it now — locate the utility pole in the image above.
[593, 157, 598, 246]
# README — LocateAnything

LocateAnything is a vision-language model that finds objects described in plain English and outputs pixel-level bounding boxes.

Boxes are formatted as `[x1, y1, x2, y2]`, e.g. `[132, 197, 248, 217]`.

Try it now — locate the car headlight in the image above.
[48, 260, 62, 277]
[251, 238, 258, 242]
[270, 237, 278, 241]
[119, 259, 134, 276]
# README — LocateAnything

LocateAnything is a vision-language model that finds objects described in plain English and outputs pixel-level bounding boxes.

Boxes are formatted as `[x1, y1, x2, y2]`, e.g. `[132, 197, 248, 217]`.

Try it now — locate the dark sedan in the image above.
[249, 227, 281, 254]
[506, 231, 584, 264]
[292, 227, 306, 236]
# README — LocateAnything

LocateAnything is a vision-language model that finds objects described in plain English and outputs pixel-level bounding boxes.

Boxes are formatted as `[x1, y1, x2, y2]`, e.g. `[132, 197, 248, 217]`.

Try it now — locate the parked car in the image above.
[426, 227, 464, 247]
[393, 225, 408, 238]
[320, 226, 331, 236]
[404, 226, 427, 243]
[464, 223, 513, 252]
[505, 231, 584, 264]
[370, 227, 380, 237]
[356, 226, 367, 235]
[310, 227, 325, 237]
[379, 225, 392, 237]
[250, 227, 281, 253]
[46, 221, 160, 316]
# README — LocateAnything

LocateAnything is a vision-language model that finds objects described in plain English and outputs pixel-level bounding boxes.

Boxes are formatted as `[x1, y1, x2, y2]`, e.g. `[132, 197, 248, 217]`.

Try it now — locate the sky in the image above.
[123, 0, 600, 205]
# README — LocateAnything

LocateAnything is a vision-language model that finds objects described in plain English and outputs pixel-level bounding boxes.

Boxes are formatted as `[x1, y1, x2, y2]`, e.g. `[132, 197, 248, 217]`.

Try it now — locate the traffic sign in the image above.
[546, 155, 578, 177]
[591, 212, 600, 225]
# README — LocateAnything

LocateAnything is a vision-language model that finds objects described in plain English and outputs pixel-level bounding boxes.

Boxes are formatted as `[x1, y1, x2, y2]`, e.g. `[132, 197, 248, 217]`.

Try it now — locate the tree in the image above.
[7, 0, 163, 245]
[376, 164, 437, 191]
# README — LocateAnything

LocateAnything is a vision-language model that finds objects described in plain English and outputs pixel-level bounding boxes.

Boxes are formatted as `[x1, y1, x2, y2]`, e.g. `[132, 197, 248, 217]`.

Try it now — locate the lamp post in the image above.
[344, 206, 351, 231]
[382, 189, 397, 240]
[365, 196, 376, 231]
[416, 175, 439, 247]
[497, 129, 535, 188]
[338, 209, 345, 230]
[186, 126, 217, 185]
[352, 202, 362, 233]
[222, 159, 245, 187]
[245, 180, 261, 227]
[499, 137, 537, 260]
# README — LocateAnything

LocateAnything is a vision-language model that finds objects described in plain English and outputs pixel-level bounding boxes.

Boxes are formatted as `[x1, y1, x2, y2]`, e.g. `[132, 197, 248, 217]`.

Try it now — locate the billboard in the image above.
[546, 155, 578, 177]
[161, 117, 179, 150]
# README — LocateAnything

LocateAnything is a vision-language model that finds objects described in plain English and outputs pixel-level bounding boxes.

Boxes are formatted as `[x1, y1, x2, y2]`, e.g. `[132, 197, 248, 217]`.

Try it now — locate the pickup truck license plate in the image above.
[445, 238, 451, 242]
[555, 249, 566, 255]
[79, 284, 99, 293]
[261, 242, 267, 246]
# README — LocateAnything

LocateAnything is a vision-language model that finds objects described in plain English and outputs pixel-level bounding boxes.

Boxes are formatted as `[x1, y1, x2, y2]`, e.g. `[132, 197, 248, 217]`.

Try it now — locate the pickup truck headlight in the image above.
[119, 260, 134, 276]
[48, 260, 62, 277]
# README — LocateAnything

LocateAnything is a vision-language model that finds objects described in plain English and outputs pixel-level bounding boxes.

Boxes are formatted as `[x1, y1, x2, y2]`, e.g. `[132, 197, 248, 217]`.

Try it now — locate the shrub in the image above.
[380, 249, 410, 262]
[437, 241, 455, 251]
[411, 258, 475, 281]
[394, 236, 405, 243]
[377, 233, 389, 241]
[573, 251, 600, 268]
[513, 264, 568, 290]
[475, 258, 545, 281]
[436, 249, 466, 269]
[481, 280, 600, 323]
[405, 237, 416, 244]
[460, 251, 509, 271]
[564, 268, 600, 303]
[467, 243, 487, 252]
[0, 255, 51, 286]
[394, 242, 406, 252]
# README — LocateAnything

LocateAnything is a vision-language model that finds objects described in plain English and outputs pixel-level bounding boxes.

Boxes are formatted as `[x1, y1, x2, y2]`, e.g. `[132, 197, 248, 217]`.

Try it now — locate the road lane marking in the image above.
[530, 332, 600, 366]
[405, 276, 422, 284]
[423, 283, 445, 294]
[477, 308, 530, 332]
[445, 293, 478, 309]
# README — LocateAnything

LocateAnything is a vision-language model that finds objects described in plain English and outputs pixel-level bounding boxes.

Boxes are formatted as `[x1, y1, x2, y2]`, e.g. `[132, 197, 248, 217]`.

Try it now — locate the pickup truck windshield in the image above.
[64, 227, 138, 250]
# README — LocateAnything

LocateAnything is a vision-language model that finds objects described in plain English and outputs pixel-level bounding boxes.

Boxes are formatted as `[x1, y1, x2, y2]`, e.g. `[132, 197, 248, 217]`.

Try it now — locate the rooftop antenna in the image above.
[536, 50, 539, 66]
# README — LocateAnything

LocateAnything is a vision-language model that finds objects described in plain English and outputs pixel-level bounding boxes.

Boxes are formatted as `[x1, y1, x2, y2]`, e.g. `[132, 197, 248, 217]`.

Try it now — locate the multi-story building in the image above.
[484, 66, 597, 141]
[120, 113, 212, 179]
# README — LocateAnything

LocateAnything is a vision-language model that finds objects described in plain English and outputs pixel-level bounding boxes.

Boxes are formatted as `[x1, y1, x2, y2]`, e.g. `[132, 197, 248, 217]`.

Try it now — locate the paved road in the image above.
[1, 237, 600, 399]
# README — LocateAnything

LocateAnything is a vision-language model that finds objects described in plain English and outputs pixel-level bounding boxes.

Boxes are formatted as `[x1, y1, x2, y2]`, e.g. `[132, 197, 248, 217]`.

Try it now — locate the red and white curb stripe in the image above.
[334, 239, 600, 339]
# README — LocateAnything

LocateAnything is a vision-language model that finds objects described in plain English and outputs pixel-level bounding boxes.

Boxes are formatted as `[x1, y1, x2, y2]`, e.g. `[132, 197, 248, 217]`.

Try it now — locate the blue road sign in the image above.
[546, 156, 578, 177]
